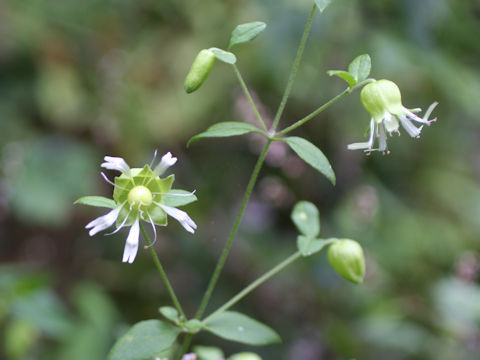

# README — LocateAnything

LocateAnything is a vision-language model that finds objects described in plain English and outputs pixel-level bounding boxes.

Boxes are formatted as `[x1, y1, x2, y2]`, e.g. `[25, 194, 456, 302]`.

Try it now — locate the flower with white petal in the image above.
[348, 79, 438, 154]
[79, 152, 197, 264]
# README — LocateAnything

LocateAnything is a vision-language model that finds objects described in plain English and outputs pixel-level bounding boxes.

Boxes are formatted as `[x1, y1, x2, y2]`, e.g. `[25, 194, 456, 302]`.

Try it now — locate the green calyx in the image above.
[327, 239, 366, 284]
[360, 79, 404, 122]
[113, 165, 174, 227]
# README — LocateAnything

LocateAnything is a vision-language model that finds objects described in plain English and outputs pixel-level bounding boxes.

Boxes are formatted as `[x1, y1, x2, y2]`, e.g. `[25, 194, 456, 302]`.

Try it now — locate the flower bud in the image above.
[184, 49, 216, 94]
[327, 239, 365, 284]
[229, 352, 263, 360]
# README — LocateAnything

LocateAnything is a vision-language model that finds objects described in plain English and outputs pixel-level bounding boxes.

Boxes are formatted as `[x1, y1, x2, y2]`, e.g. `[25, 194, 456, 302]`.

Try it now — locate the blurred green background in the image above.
[1, 0, 480, 359]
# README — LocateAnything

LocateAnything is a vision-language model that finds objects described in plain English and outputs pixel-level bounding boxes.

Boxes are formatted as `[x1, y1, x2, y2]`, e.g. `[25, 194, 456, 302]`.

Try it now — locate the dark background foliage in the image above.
[1, 0, 480, 359]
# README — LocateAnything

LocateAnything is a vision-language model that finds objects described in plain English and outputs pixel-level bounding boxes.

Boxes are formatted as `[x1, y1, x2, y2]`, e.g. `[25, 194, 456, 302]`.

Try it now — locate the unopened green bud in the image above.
[184, 49, 216, 93]
[327, 239, 365, 284]
[360, 79, 403, 122]
[229, 352, 263, 360]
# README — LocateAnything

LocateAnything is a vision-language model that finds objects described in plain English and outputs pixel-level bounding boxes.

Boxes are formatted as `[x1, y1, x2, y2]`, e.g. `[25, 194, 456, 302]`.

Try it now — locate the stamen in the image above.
[105, 205, 131, 235]
[151, 190, 196, 197]
[143, 211, 158, 248]
[422, 102, 438, 123]
[101, 172, 129, 191]
[149, 149, 158, 168]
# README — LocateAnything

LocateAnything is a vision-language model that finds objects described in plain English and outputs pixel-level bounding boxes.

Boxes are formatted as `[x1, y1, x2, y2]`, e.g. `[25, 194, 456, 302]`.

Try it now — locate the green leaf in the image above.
[229, 22, 267, 49]
[107, 320, 180, 360]
[348, 54, 371, 82]
[210, 47, 236, 64]
[297, 236, 334, 257]
[284, 137, 335, 185]
[314, 0, 332, 12]
[327, 70, 357, 88]
[74, 196, 116, 209]
[188, 122, 262, 147]
[291, 201, 320, 237]
[159, 306, 179, 324]
[162, 190, 197, 207]
[204, 311, 281, 346]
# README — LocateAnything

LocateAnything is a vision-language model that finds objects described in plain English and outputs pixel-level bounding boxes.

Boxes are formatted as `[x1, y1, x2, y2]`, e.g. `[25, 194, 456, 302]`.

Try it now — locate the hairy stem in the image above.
[270, 4, 316, 131]
[140, 222, 185, 319]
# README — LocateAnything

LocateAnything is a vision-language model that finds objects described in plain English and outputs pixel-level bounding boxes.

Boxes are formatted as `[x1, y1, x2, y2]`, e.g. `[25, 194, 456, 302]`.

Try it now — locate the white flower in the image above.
[122, 218, 140, 264]
[153, 152, 178, 176]
[86, 206, 123, 236]
[348, 79, 438, 154]
[157, 204, 197, 234]
[84, 152, 197, 263]
[101, 156, 131, 176]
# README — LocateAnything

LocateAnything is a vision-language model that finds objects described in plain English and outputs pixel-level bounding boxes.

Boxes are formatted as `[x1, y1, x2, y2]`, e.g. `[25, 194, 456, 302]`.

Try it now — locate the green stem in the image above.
[140, 222, 186, 319]
[195, 139, 272, 319]
[233, 64, 268, 132]
[270, 4, 316, 132]
[203, 251, 302, 323]
[177, 140, 272, 358]
[276, 88, 349, 136]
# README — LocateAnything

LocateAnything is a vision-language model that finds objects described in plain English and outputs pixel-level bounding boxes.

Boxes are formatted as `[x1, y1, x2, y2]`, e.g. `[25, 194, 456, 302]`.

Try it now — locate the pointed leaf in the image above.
[74, 196, 116, 209]
[204, 311, 281, 346]
[291, 201, 320, 237]
[314, 0, 332, 12]
[162, 190, 197, 207]
[107, 320, 180, 360]
[210, 48, 236, 64]
[297, 236, 334, 256]
[159, 306, 180, 324]
[284, 137, 335, 185]
[348, 54, 371, 82]
[229, 22, 267, 49]
[327, 70, 357, 88]
[188, 122, 262, 147]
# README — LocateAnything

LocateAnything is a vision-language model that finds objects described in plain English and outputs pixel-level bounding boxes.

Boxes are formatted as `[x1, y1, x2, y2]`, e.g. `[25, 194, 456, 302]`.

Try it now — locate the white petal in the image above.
[347, 142, 372, 150]
[86, 206, 122, 236]
[101, 156, 131, 176]
[122, 218, 140, 263]
[403, 102, 438, 125]
[377, 123, 388, 152]
[153, 152, 177, 176]
[383, 112, 400, 134]
[399, 115, 422, 137]
[347, 118, 375, 151]
[159, 204, 197, 234]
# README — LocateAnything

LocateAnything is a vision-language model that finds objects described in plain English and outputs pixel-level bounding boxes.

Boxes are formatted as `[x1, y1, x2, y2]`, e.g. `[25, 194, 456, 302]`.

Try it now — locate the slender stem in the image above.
[203, 251, 302, 323]
[140, 222, 186, 319]
[270, 4, 317, 132]
[177, 140, 272, 358]
[233, 64, 268, 132]
[276, 88, 349, 136]
[195, 139, 273, 319]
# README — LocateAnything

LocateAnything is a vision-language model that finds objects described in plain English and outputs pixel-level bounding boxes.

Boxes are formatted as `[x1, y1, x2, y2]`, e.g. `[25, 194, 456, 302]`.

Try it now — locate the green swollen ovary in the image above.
[128, 185, 153, 210]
